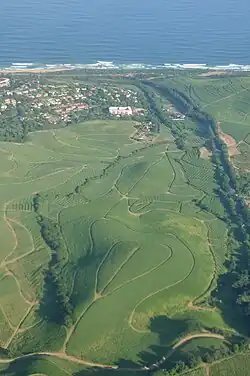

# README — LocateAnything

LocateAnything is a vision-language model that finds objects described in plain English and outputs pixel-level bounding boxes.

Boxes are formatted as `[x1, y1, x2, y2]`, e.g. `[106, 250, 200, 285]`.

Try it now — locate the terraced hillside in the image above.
[2, 69, 250, 375]
[162, 74, 250, 174]
[0, 112, 230, 373]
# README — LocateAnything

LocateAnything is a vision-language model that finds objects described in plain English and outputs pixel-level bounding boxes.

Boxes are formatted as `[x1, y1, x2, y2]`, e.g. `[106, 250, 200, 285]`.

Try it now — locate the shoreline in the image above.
[1, 61, 250, 74]
[0, 67, 73, 74]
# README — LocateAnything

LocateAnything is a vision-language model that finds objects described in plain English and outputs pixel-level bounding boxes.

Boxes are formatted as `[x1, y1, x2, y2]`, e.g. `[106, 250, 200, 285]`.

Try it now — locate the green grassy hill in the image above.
[1, 70, 250, 375]
[0, 118, 227, 366]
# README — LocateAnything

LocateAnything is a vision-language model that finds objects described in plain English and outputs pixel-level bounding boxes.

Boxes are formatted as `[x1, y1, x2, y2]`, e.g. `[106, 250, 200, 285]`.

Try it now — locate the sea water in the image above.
[0, 0, 250, 67]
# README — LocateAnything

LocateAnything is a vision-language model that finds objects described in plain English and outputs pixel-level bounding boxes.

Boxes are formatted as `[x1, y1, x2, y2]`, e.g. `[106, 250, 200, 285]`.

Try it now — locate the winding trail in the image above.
[172, 333, 224, 350]
[128, 259, 195, 334]
[2, 201, 18, 261]
[0, 203, 39, 347]
[0, 109, 227, 374]
[2, 217, 35, 267]
[5, 303, 36, 348]
[99, 246, 140, 295]
[104, 247, 173, 298]
[0, 332, 224, 371]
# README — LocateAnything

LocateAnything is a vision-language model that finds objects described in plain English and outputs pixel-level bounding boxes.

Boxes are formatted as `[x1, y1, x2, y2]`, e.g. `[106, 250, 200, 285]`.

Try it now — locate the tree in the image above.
[17, 104, 25, 119]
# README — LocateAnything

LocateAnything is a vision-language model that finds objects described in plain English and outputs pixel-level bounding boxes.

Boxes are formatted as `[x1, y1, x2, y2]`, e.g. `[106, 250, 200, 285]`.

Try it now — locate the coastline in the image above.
[0, 67, 73, 74]
[1, 61, 250, 74]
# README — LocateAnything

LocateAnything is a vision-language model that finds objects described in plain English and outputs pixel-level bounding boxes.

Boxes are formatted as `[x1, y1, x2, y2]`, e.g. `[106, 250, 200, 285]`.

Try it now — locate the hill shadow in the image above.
[73, 315, 206, 374]
[73, 368, 141, 376]
[0, 315, 229, 376]
[137, 315, 200, 366]
[72, 316, 206, 375]
[211, 263, 250, 337]
[0, 357, 46, 376]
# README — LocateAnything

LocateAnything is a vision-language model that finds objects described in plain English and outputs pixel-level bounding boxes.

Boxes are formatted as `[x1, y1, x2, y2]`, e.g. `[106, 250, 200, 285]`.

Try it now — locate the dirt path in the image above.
[93, 241, 125, 296]
[1, 217, 35, 267]
[204, 364, 210, 376]
[128, 263, 195, 334]
[3, 249, 36, 267]
[1, 204, 34, 304]
[5, 268, 33, 306]
[172, 333, 224, 350]
[0, 207, 39, 347]
[0, 351, 116, 369]
[99, 246, 140, 295]
[0, 332, 224, 371]
[2, 202, 18, 258]
[5, 304, 35, 348]
[104, 249, 173, 298]
[51, 130, 81, 149]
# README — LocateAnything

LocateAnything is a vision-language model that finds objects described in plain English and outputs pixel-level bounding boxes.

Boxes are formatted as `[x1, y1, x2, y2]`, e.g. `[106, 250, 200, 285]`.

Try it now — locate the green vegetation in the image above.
[0, 75, 148, 141]
[0, 69, 250, 375]
[210, 353, 250, 376]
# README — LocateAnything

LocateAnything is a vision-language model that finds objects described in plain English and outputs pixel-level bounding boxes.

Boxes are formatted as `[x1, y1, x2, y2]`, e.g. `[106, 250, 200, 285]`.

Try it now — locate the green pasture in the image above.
[210, 353, 250, 376]
[66, 209, 215, 362]
[235, 142, 250, 170]
[186, 370, 207, 376]
[220, 121, 250, 143]
[194, 77, 250, 141]
[0, 117, 229, 369]
[0, 308, 13, 347]
[181, 354, 250, 376]
[160, 76, 250, 146]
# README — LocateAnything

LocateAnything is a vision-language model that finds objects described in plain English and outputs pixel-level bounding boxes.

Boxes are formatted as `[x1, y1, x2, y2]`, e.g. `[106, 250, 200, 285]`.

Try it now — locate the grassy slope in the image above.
[210, 353, 250, 376]
[165, 74, 250, 171]
[0, 73, 245, 374]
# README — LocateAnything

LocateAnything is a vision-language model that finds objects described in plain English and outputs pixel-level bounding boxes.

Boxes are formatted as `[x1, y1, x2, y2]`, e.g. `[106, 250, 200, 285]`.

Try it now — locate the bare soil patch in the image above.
[218, 125, 241, 157]
[187, 301, 216, 312]
[172, 333, 224, 350]
[200, 147, 212, 159]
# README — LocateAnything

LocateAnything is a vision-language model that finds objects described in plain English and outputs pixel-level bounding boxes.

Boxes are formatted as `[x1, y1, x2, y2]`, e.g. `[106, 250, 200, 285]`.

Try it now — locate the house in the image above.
[132, 108, 145, 115]
[0, 78, 10, 88]
[109, 106, 133, 116]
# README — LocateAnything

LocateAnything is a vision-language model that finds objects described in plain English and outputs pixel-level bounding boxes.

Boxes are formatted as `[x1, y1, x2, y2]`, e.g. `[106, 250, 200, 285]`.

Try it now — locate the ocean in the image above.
[0, 0, 250, 67]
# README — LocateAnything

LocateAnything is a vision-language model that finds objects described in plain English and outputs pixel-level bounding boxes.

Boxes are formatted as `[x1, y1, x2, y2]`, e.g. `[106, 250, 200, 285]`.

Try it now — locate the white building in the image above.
[109, 106, 133, 116]
[0, 78, 10, 88]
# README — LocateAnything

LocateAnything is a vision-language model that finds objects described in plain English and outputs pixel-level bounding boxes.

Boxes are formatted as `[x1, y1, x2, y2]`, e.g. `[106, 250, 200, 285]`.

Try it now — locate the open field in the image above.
[173, 352, 250, 376]
[0, 112, 230, 371]
[186, 370, 207, 376]
[162, 74, 250, 172]
[209, 353, 250, 376]
[3, 349, 250, 376]
[2, 70, 250, 375]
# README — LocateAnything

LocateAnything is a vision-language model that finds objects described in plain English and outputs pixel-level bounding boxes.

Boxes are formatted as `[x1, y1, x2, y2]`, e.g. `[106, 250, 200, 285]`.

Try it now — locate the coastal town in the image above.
[0, 75, 149, 140]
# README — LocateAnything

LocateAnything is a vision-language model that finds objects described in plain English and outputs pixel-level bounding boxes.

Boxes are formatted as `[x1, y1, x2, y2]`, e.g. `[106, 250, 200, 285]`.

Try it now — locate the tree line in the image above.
[33, 194, 73, 326]
[157, 337, 250, 376]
